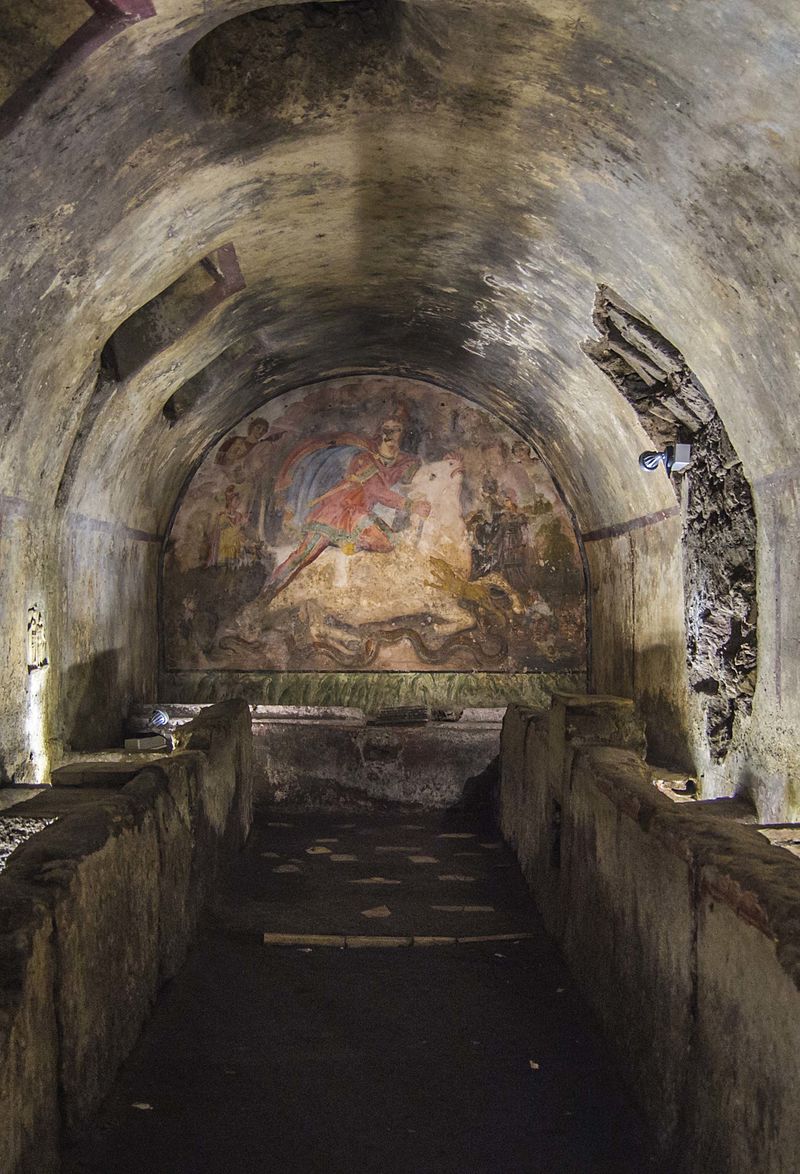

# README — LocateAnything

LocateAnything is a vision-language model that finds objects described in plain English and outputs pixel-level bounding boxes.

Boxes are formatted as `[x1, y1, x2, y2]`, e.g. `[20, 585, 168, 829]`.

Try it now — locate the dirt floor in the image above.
[63, 807, 660, 1173]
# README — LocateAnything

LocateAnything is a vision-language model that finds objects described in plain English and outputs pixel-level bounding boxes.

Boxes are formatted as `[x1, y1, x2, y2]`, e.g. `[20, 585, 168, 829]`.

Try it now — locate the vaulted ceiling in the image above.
[1, 0, 798, 800]
[2, 0, 796, 536]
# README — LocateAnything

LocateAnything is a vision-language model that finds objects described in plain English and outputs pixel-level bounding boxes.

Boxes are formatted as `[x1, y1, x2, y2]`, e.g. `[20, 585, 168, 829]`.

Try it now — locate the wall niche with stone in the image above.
[584, 286, 757, 761]
[187, 0, 448, 126]
[0, 0, 90, 104]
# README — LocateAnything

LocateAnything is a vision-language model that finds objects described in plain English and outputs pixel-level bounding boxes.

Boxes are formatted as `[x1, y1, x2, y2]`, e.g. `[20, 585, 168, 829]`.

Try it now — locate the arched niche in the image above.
[161, 374, 587, 708]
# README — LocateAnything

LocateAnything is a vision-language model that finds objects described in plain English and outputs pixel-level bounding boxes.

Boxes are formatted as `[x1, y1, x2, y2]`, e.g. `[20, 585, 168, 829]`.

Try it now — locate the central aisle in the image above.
[64, 807, 659, 1173]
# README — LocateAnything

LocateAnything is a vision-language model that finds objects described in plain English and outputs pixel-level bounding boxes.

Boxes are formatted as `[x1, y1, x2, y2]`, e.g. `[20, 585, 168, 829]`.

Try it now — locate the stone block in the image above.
[549, 693, 646, 799]
[0, 697, 254, 1162]
[497, 705, 540, 839]
[563, 748, 694, 1158]
[0, 877, 59, 1174]
[256, 708, 503, 809]
[688, 824, 800, 1174]
[178, 698, 253, 848]
[123, 765, 194, 982]
[500, 698, 646, 942]
[5, 796, 161, 1132]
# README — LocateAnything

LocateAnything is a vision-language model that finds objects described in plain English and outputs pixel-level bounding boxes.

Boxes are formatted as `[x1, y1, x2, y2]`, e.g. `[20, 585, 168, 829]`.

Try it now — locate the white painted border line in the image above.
[262, 932, 536, 948]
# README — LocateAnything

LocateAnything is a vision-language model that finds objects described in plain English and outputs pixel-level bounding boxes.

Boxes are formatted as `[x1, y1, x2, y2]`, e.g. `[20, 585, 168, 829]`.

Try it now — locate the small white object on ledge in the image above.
[124, 734, 168, 752]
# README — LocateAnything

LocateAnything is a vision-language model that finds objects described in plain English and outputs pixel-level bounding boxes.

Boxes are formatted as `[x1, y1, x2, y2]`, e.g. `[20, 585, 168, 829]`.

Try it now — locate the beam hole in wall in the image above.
[0, 0, 92, 104]
[584, 286, 757, 763]
[162, 367, 210, 428]
[187, 0, 439, 125]
[162, 340, 273, 429]
[102, 243, 245, 383]
[0, 0, 156, 133]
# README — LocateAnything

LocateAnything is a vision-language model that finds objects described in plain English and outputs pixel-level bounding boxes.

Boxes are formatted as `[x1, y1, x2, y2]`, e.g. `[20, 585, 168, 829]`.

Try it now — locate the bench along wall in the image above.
[0, 699, 253, 1174]
[498, 696, 800, 1174]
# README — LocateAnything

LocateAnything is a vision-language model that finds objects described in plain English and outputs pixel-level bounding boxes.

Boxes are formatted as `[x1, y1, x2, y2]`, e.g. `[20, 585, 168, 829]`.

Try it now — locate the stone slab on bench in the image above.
[1, 789, 123, 818]
[0, 785, 43, 813]
[51, 753, 170, 788]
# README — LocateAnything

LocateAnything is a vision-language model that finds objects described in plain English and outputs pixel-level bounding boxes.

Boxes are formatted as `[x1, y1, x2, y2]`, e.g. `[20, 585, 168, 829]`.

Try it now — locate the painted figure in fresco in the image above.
[212, 417, 286, 545]
[214, 417, 284, 482]
[215, 417, 280, 464]
[206, 486, 261, 567]
[263, 411, 431, 600]
[467, 479, 550, 592]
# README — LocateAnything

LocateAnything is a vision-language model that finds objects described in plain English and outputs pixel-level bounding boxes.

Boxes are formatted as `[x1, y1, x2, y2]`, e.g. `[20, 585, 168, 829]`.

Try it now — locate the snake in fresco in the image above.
[298, 616, 509, 667]
[218, 612, 509, 669]
[215, 555, 521, 667]
[290, 554, 524, 668]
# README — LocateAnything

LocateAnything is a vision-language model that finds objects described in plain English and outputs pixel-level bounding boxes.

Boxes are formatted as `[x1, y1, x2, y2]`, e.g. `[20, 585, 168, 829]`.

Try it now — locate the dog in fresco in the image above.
[425, 557, 525, 625]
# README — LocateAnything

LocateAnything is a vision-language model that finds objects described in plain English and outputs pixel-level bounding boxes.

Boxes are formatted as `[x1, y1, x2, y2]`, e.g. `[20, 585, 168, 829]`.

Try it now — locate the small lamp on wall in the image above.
[148, 707, 173, 750]
[639, 442, 692, 476]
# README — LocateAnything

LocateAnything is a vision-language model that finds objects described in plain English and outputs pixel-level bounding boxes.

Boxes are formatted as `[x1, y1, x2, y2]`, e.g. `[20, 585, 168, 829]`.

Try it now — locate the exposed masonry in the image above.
[584, 286, 757, 761]
[0, 815, 56, 872]
[189, 0, 407, 121]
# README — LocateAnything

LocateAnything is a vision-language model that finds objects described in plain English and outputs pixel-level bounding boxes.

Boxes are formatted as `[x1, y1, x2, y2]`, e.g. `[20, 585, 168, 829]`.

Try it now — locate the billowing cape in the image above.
[274, 433, 373, 528]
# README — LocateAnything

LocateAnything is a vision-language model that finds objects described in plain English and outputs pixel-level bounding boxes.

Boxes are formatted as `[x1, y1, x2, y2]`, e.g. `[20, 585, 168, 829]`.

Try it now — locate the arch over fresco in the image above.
[162, 374, 587, 689]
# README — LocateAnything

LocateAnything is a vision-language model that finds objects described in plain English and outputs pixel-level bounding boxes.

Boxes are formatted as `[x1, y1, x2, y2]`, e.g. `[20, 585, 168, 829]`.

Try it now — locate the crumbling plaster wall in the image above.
[0, 0, 798, 815]
[586, 291, 759, 775]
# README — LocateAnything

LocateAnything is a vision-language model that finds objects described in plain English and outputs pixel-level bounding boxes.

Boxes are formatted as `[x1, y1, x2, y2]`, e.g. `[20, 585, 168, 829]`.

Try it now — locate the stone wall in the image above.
[2, 0, 800, 831]
[132, 702, 503, 808]
[0, 699, 252, 1174]
[499, 698, 800, 1173]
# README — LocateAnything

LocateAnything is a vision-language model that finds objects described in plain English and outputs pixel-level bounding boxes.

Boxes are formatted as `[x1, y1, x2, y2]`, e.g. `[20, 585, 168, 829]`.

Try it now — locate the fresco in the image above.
[162, 376, 586, 673]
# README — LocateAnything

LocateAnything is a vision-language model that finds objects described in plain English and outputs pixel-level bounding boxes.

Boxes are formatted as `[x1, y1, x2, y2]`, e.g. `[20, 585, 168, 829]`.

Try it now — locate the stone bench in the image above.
[498, 695, 800, 1173]
[0, 699, 252, 1174]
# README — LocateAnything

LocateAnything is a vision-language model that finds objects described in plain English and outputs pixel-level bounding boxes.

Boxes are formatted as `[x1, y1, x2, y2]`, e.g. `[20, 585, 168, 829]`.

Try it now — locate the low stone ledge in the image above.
[499, 709, 800, 1173]
[567, 745, 800, 1172]
[577, 745, 666, 824]
[50, 760, 164, 788]
[563, 747, 695, 1158]
[0, 699, 253, 1171]
[136, 701, 501, 809]
[123, 764, 195, 983]
[0, 878, 59, 1174]
[0, 788, 46, 815]
[498, 705, 543, 839]
[498, 698, 647, 937]
[583, 745, 800, 981]
[5, 791, 163, 1134]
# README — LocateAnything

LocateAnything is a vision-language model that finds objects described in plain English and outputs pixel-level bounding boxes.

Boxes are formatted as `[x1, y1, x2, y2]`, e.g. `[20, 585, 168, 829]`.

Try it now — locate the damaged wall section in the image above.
[584, 287, 757, 762]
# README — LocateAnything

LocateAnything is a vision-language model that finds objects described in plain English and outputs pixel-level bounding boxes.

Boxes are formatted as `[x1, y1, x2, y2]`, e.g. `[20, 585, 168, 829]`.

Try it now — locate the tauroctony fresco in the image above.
[162, 376, 586, 673]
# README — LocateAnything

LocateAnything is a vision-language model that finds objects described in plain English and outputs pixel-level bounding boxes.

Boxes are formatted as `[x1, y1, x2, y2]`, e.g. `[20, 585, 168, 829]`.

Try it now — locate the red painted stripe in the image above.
[0, 3, 156, 140]
[582, 505, 680, 543]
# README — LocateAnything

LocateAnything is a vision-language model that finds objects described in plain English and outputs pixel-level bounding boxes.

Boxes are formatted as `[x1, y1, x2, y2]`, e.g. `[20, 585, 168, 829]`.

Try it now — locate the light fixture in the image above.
[639, 442, 692, 476]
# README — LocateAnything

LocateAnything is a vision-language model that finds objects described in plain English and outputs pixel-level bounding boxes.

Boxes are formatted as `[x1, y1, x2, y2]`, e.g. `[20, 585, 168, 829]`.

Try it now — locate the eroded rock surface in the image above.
[587, 288, 757, 760]
[0, 815, 56, 872]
